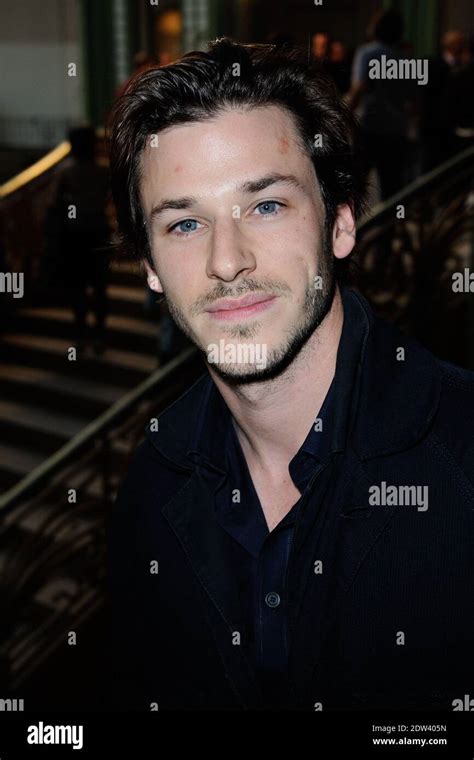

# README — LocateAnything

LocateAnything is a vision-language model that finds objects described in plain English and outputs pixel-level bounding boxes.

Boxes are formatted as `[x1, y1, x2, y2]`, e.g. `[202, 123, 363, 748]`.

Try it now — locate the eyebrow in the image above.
[148, 172, 305, 223]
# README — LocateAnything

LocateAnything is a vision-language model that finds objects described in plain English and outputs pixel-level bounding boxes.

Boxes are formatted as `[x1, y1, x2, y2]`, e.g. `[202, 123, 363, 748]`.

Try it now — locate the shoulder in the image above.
[352, 43, 373, 77]
[354, 42, 381, 63]
[112, 371, 209, 514]
[113, 437, 189, 514]
[352, 43, 389, 84]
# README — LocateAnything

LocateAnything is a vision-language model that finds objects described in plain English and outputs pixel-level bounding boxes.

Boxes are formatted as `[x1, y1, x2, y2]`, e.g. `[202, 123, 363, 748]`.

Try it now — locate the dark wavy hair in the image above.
[108, 36, 365, 282]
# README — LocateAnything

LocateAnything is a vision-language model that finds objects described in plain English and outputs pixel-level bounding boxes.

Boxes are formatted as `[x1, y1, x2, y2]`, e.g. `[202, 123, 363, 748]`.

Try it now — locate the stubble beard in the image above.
[164, 229, 336, 385]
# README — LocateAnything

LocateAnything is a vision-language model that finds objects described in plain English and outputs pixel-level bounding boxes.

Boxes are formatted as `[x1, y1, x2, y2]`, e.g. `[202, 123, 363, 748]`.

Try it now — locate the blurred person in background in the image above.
[51, 126, 111, 352]
[348, 9, 414, 199]
[420, 31, 468, 171]
[326, 40, 352, 95]
[449, 50, 474, 158]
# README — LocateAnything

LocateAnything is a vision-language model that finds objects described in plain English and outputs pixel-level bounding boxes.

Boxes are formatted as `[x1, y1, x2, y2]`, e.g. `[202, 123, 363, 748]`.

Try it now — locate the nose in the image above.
[205, 217, 257, 282]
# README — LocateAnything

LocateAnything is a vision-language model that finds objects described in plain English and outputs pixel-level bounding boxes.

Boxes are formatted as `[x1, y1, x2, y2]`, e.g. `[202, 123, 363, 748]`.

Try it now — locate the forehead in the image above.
[139, 104, 314, 197]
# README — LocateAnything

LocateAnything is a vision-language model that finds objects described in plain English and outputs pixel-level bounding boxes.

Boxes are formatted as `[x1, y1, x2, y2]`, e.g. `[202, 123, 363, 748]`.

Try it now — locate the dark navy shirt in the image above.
[213, 379, 335, 704]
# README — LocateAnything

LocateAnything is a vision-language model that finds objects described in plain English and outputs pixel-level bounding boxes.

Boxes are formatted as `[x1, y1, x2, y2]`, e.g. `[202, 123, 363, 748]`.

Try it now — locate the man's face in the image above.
[140, 105, 342, 382]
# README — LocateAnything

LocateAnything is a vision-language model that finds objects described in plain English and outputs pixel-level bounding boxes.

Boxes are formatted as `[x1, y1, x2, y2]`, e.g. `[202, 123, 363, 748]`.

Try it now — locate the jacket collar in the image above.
[345, 288, 441, 459]
[145, 287, 441, 468]
[149, 287, 442, 708]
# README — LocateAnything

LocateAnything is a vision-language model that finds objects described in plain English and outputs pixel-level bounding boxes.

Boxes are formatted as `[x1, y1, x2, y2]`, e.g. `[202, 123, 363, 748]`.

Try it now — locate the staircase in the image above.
[0, 139, 203, 705]
[0, 258, 158, 495]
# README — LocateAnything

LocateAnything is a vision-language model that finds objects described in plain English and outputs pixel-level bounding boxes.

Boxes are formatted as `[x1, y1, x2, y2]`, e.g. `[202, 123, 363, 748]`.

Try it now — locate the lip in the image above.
[206, 294, 277, 321]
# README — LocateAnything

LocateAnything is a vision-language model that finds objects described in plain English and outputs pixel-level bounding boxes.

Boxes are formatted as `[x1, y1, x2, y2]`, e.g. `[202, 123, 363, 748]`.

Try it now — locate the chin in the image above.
[209, 363, 275, 385]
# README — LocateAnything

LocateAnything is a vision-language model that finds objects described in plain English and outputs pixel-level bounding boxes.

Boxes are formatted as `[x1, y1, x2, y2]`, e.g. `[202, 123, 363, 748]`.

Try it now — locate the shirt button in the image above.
[265, 591, 281, 608]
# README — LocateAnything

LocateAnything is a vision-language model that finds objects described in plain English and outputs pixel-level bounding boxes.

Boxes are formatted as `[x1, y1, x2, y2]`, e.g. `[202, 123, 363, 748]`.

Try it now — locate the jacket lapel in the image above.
[161, 464, 264, 708]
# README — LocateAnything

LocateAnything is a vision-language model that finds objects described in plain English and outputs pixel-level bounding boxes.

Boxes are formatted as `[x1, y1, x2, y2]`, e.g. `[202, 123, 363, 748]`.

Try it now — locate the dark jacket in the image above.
[107, 288, 474, 711]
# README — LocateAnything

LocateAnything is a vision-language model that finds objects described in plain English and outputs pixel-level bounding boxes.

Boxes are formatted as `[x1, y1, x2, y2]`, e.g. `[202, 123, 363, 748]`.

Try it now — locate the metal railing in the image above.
[0, 347, 202, 513]
[0, 346, 203, 689]
[355, 145, 474, 368]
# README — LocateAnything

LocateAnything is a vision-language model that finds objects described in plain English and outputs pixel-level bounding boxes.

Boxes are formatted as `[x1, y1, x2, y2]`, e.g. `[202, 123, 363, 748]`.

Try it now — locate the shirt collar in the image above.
[186, 286, 366, 470]
[146, 287, 441, 469]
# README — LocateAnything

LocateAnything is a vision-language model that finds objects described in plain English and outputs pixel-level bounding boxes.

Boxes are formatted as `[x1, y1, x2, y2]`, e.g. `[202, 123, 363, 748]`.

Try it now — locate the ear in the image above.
[332, 204, 356, 260]
[144, 260, 164, 293]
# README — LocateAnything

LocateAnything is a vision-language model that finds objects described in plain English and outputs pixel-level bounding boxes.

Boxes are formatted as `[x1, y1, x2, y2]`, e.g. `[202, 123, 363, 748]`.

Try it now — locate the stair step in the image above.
[107, 284, 150, 317]
[0, 399, 88, 453]
[0, 442, 45, 491]
[0, 363, 125, 417]
[10, 308, 159, 354]
[1, 334, 155, 386]
[108, 259, 144, 287]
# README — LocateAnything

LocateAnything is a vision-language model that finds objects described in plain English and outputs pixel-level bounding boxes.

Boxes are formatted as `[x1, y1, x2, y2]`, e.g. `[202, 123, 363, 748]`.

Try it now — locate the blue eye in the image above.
[168, 202, 284, 237]
[255, 201, 284, 216]
[170, 219, 202, 236]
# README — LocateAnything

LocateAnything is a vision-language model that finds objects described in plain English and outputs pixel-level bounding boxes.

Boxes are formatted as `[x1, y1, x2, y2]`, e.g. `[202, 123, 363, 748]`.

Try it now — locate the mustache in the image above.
[190, 279, 292, 316]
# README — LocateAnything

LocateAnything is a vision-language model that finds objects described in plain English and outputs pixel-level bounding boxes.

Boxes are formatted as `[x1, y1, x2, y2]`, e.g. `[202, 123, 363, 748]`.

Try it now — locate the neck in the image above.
[208, 287, 344, 475]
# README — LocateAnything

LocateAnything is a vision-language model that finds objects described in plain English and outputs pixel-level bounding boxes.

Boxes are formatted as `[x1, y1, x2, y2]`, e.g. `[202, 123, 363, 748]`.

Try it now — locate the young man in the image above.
[107, 38, 474, 711]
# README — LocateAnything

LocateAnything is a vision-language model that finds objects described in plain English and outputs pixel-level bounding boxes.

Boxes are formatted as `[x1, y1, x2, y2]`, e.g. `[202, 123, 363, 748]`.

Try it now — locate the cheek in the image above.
[279, 220, 321, 273]
[282, 210, 320, 249]
[159, 259, 203, 309]
[152, 244, 192, 288]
